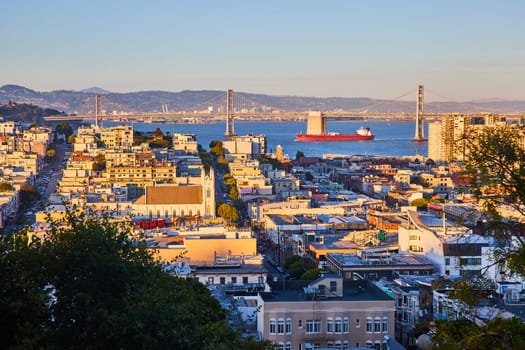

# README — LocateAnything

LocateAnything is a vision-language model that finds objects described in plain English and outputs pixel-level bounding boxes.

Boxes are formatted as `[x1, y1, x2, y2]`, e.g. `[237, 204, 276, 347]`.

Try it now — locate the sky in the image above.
[1, 0, 524, 101]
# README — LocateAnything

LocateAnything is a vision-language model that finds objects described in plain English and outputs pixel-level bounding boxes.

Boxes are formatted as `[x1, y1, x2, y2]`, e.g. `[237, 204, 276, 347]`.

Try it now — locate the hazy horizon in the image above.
[2, 0, 524, 101]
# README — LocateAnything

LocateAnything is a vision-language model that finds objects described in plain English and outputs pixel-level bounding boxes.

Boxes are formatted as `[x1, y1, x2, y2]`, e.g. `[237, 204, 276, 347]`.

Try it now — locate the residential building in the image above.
[257, 275, 395, 350]
[398, 209, 490, 276]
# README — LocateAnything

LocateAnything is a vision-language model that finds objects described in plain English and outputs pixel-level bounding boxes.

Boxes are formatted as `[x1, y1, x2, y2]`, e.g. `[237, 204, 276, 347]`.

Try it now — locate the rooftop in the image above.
[260, 278, 392, 303]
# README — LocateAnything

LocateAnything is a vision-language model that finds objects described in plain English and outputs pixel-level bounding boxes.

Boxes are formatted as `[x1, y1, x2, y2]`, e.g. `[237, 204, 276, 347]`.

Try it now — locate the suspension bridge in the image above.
[43, 86, 525, 130]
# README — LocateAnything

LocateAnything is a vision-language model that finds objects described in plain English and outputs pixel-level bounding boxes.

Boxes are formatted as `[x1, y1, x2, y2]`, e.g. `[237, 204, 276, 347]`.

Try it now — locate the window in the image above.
[327, 318, 334, 333]
[306, 320, 321, 334]
[285, 342, 291, 350]
[382, 318, 388, 333]
[220, 277, 225, 284]
[269, 319, 276, 334]
[231, 276, 237, 283]
[335, 318, 342, 333]
[356, 319, 360, 328]
[277, 342, 284, 350]
[285, 318, 292, 334]
[343, 341, 349, 350]
[460, 257, 482, 266]
[366, 318, 373, 333]
[298, 319, 302, 328]
[445, 257, 450, 266]
[278, 319, 285, 334]
[330, 280, 337, 292]
[243, 276, 249, 284]
[343, 317, 349, 333]
[374, 318, 381, 333]
[335, 342, 342, 350]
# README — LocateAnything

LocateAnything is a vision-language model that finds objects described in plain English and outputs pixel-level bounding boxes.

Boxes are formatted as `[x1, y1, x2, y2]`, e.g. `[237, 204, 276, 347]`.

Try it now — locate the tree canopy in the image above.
[462, 125, 525, 275]
[0, 211, 267, 349]
[426, 124, 525, 349]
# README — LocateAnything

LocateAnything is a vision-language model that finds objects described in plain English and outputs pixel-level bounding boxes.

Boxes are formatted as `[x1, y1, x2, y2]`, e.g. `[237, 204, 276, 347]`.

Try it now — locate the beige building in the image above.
[132, 175, 215, 218]
[257, 275, 395, 349]
[103, 165, 177, 186]
[428, 113, 510, 162]
[100, 125, 133, 149]
[154, 236, 257, 266]
[172, 133, 198, 154]
[0, 151, 40, 174]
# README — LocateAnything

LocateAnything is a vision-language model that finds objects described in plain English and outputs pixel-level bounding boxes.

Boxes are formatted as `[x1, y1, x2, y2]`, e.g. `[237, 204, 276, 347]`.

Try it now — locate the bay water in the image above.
[108, 120, 428, 158]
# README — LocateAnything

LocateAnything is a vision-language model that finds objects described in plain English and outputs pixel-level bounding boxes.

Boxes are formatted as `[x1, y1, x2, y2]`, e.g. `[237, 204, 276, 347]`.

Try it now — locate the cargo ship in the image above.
[295, 126, 375, 142]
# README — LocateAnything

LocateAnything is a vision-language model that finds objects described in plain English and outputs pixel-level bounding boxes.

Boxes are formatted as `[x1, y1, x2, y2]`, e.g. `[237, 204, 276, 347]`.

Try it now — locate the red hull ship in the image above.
[295, 126, 375, 142]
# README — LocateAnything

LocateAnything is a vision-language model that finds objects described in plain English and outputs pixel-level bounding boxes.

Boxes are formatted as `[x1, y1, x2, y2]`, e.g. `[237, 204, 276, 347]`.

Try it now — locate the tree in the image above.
[300, 268, 321, 280]
[210, 140, 223, 157]
[19, 185, 41, 208]
[46, 149, 56, 158]
[428, 125, 525, 348]
[55, 122, 73, 140]
[462, 125, 525, 275]
[153, 127, 164, 140]
[94, 153, 106, 171]
[295, 150, 305, 159]
[0, 182, 14, 191]
[410, 198, 429, 211]
[0, 211, 264, 349]
[217, 203, 239, 224]
[67, 133, 76, 144]
[288, 260, 306, 279]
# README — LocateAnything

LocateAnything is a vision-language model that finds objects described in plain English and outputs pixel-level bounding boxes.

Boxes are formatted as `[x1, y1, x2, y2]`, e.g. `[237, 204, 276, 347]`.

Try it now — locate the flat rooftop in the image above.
[260, 279, 392, 303]
[329, 252, 433, 267]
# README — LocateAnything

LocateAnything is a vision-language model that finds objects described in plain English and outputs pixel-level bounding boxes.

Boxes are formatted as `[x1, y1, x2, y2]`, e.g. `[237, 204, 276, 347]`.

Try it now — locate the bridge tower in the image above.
[225, 89, 236, 137]
[95, 94, 103, 128]
[412, 85, 427, 141]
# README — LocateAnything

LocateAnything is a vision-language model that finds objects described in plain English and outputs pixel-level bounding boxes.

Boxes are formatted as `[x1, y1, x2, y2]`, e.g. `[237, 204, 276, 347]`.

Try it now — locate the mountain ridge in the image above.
[1, 84, 524, 115]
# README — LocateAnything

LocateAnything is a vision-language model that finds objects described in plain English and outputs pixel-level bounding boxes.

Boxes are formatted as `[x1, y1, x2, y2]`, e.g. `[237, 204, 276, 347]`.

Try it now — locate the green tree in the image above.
[67, 133, 76, 144]
[429, 125, 525, 348]
[46, 149, 56, 158]
[462, 125, 525, 275]
[229, 186, 240, 201]
[210, 140, 223, 157]
[153, 127, 164, 139]
[410, 198, 429, 210]
[0, 182, 14, 191]
[19, 185, 41, 208]
[94, 153, 106, 171]
[217, 203, 239, 224]
[288, 260, 306, 279]
[55, 122, 73, 140]
[0, 211, 265, 349]
[284, 255, 302, 269]
[300, 268, 321, 280]
[295, 150, 305, 159]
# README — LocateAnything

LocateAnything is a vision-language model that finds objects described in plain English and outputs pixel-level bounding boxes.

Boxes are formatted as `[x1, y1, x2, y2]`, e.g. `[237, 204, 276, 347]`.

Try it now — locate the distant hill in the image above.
[0, 100, 65, 124]
[0, 84, 524, 115]
[80, 87, 112, 94]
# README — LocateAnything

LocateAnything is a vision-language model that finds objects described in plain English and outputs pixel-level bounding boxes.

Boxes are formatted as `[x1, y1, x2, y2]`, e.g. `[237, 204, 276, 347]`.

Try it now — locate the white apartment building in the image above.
[398, 209, 491, 277]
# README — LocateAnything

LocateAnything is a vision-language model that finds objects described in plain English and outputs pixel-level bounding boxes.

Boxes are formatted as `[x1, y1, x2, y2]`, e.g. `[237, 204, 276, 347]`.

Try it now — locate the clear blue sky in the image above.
[2, 0, 524, 101]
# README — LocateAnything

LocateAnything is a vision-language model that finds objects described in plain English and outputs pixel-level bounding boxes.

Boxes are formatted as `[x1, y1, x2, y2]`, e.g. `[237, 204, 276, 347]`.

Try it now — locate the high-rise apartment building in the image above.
[428, 114, 506, 162]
